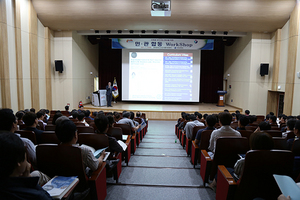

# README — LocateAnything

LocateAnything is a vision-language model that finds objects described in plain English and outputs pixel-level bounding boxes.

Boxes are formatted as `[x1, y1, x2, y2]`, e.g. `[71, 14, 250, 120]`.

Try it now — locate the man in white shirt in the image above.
[0, 109, 36, 166]
[208, 112, 241, 158]
[183, 114, 205, 139]
[117, 112, 140, 132]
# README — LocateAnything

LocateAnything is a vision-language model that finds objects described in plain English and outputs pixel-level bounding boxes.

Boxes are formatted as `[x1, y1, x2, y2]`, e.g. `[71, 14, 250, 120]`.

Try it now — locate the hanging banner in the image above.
[112, 38, 214, 50]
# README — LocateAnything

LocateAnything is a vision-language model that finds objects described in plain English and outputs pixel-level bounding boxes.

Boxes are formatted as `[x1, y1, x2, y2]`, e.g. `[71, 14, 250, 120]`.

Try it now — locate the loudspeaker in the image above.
[260, 63, 269, 76]
[55, 60, 63, 73]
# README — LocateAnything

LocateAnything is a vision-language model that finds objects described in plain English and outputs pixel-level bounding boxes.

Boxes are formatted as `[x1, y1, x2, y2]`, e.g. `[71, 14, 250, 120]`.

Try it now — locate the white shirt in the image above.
[15, 133, 36, 165]
[208, 125, 241, 154]
[184, 120, 205, 139]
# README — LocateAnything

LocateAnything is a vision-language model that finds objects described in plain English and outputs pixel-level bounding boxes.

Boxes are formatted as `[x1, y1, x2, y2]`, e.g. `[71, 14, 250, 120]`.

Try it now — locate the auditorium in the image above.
[0, 0, 300, 200]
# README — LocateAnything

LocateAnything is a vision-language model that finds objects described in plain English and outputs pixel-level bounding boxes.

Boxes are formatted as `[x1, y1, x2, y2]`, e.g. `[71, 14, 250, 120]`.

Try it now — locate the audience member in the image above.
[77, 112, 89, 126]
[16, 110, 25, 125]
[0, 109, 36, 166]
[255, 121, 271, 132]
[36, 111, 47, 130]
[235, 110, 240, 114]
[116, 112, 140, 132]
[236, 115, 249, 130]
[85, 110, 94, 121]
[0, 133, 52, 200]
[78, 105, 84, 113]
[178, 113, 189, 130]
[195, 115, 217, 146]
[283, 118, 296, 138]
[107, 115, 115, 128]
[287, 120, 300, 150]
[136, 111, 145, 124]
[94, 114, 123, 153]
[208, 112, 241, 158]
[183, 114, 205, 139]
[269, 115, 278, 127]
[44, 109, 50, 121]
[203, 113, 208, 120]
[30, 108, 35, 113]
[52, 112, 63, 125]
[22, 112, 43, 144]
[55, 117, 105, 173]
[245, 110, 250, 116]
[130, 111, 139, 126]
[114, 112, 121, 122]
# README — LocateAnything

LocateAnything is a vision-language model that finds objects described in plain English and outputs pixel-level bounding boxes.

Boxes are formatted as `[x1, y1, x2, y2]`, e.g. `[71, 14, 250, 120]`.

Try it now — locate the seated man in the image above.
[183, 114, 205, 139]
[0, 133, 52, 200]
[178, 113, 189, 130]
[195, 115, 217, 146]
[269, 115, 278, 127]
[36, 111, 47, 130]
[236, 115, 249, 130]
[255, 121, 271, 132]
[130, 111, 139, 126]
[116, 112, 140, 132]
[16, 110, 25, 125]
[208, 112, 241, 158]
[22, 112, 43, 144]
[283, 118, 296, 138]
[244, 110, 250, 116]
[136, 111, 145, 124]
[77, 112, 89, 127]
[0, 109, 36, 166]
[287, 119, 300, 150]
[85, 110, 94, 121]
[94, 114, 123, 153]
[55, 117, 105, 173]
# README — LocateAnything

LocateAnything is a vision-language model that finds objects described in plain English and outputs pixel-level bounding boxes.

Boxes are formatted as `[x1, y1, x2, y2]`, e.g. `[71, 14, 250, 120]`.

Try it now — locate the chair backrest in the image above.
[292, 139, 300, 156]
[271, 126, 281, 131]
[19, 124, 26, 130]
[238, 130, 253, 140]
[286, 131, 295, 140]
[78, 133, 109, 150]
[264, 130, 282, 137]
[273, 137, 288, 150]
[114, 123, 132, 135]
[256, 115, 265, 123]
[212, 137, 249, 180]
[191, 126, 206, 140]
[235, 150, 294, 200]
[36, 144, 88, 191]
[15, 130, 37, 145]
[74, 122, 86, 127]
[230, 121, 238, 130]
[199, 130, 213, 151]
[245, 126, 257, 132]
[77, 126, 95, 133]
[45, 124, 56, 131]
[60, 111, 70, 116]
[133, 118, 142, 124]
[37, 121, 45, 131]
[107, 127, 123, 140]
[40, 131, 60, 144]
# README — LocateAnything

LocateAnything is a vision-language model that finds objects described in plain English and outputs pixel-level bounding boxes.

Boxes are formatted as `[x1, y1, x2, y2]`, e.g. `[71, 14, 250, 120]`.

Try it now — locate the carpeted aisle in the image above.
[105, 120, 216, 200]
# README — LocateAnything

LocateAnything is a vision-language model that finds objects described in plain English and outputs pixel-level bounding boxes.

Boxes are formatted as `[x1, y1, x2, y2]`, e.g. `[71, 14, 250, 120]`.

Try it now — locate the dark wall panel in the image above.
[98, 39, 224, 103]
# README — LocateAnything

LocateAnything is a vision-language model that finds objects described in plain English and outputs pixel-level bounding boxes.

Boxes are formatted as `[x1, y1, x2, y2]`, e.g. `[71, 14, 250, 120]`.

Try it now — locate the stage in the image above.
[84, 102, 242, 120]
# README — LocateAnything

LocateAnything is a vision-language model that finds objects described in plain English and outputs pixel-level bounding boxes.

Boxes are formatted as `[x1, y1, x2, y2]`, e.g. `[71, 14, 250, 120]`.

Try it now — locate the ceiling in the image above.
[32, 0, 296, 34]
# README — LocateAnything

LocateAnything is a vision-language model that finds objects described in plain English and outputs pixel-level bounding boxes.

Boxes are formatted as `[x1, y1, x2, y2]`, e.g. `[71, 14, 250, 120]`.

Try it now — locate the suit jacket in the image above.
[106, 85, 113, 95]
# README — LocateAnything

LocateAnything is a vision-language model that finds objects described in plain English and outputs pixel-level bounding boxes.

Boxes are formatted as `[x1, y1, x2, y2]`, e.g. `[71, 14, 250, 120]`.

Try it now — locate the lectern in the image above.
[217, 90, 227, 107]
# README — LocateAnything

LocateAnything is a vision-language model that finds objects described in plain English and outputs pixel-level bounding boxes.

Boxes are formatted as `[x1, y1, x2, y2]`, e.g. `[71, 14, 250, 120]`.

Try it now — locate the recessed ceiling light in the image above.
[90, 29, 94, 31]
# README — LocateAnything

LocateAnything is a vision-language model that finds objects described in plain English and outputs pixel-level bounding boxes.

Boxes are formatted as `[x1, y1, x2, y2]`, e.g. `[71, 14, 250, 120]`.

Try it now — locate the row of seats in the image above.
[175, 119, 300, 200]
[16, 111, 148, 200]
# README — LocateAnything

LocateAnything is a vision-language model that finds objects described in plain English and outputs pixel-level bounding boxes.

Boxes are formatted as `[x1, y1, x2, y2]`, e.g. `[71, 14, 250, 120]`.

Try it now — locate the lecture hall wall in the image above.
[0, 0, 98, 112]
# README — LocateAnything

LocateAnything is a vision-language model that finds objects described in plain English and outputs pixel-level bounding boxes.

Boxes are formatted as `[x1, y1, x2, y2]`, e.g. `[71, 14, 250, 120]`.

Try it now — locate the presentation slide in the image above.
[122, 49, 201, 102]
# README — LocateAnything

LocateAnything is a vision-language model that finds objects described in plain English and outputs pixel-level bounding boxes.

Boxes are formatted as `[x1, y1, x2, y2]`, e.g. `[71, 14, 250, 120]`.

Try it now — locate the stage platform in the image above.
[84, 102, 242, 120]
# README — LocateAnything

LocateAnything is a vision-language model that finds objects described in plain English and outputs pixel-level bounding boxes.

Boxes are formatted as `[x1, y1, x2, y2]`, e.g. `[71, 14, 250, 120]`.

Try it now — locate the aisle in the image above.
[105, 121, 215, 200]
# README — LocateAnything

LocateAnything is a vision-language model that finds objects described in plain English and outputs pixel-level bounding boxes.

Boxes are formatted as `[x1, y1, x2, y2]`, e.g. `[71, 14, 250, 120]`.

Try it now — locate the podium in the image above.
[217, 90, 227, 107]
[92, 90, 107, 107]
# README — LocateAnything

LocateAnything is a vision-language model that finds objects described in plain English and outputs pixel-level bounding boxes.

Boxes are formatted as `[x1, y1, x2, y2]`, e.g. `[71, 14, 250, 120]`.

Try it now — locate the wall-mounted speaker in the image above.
[55, 60, 63, 73]
[260, 63, 269, 76]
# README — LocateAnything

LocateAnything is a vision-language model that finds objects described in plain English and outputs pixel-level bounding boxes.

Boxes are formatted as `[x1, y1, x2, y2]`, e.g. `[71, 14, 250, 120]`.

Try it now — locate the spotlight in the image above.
[95, 30, 99, 33]
[129, 30, 134, 33]
[224, 31, 228, 35]
[212, 31, 216, 35]
[106, 30, 111, 33]
[200, 31, 205, 34]
[141, 30, 146, 33]
[176, 30, 181, 34]
[165, 30, 169, 34]
[118, 30, 122, 33]
[188, 31, 193, 34]
[153, 30, 158, 33]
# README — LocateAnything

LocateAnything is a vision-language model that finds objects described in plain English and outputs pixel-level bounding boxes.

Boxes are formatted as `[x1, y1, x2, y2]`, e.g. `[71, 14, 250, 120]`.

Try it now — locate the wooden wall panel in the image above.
[271, 29, 281, 91]
[45, 27, 52, 110]
[14, 0, 24, 110]
[283, 3, 299, 115]
[0, 0, 11, 108]
[29, 1, 40, 109]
